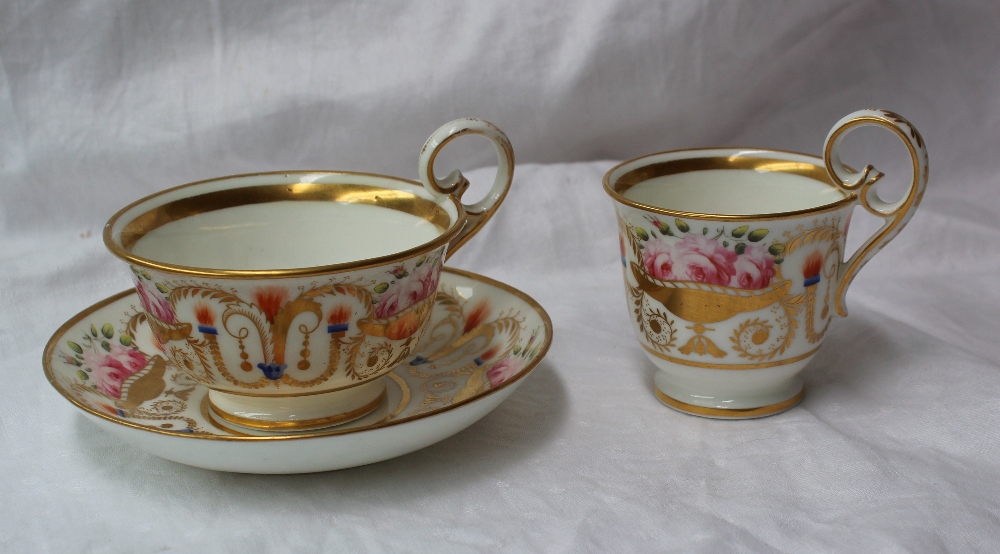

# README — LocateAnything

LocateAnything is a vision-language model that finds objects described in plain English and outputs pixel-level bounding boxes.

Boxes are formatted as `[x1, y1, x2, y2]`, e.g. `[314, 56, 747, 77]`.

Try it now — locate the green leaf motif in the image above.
[67, 341, 83, 354]
[140, 270, 152, 280]
[155, 283, 169, 294]
[731, 225, 749, 238]
[90, 324, 98, 337]
[674, 219, 690, 233]
[734, 243, 747, 255]
[768, 244, 785, 257]
[723, 241, 729, 247]
[77, 370, 89, 381]
[656, 222, 670, 235]
[747, 229, 769, 242]
[374, 283, 389, 294]
[635, 228, 650, 241]
[101, 323, 114, 339]
[774, 258, 784, 264]
[101, 341, 111, 352]
[119, 334, 133, 346]
[702, 227, 708, 235]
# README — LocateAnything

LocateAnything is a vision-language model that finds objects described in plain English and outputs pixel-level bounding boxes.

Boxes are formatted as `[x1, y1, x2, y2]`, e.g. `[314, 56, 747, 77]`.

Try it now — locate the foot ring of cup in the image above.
[208, 389, 387, 432]
[654, 386, 803, 420]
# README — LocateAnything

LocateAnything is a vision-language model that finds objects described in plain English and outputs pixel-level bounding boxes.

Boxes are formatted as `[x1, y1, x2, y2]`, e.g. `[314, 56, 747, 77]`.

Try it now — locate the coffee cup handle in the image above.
[823, 109, 928, 317]
[419, 118, 514, 259]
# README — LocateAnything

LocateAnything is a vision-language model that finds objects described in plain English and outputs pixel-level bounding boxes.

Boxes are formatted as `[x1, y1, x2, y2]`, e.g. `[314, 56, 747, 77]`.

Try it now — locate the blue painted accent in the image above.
[410, 356, 430, 366]
[180, 428, 194, 433]
[328, 323, 349, 333]
[117, 409, 125, 417]
[621, 256, 627, 267]
[257, 362, 287, 380]
[198, 325, 218, 335]
[804, 275, 821, 287]
[473, 357, 484, 366]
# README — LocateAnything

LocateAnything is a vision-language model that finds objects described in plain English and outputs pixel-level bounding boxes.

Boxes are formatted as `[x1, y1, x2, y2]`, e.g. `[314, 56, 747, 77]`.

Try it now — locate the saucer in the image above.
[44, 268, 552, 473]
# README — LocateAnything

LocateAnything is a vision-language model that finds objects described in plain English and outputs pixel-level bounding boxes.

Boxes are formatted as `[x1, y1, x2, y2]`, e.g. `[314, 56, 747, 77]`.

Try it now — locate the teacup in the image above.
[104, 118, 514, 431]
[605, 109, 927, 418]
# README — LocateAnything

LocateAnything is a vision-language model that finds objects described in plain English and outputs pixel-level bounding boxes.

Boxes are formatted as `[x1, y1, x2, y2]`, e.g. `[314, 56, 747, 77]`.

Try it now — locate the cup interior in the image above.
[607, 149, 850, 216]
[107, 172, 461, 272]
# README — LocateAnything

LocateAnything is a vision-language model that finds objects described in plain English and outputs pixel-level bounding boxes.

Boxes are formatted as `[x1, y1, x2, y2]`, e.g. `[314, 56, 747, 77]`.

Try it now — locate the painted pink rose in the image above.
[730, 243, 776, 289]
[135, 280, 176, 323]
[487, 356, 527, 387]
[668, 234, 737, 286]
[83, 343, 149, 398]
[410, 261, 441, 301]
[374, 261, 441, 318]
[641, 236, 678, 280]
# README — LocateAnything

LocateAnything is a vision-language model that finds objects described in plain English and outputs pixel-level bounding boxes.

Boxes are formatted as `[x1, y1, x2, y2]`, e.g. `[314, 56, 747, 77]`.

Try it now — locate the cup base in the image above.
[653, 383, 803, 420]
[207, 379, 387, 432]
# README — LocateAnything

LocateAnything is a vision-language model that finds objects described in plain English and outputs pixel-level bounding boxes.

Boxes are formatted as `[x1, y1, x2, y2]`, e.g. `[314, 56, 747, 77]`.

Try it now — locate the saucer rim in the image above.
[43, 267, 553, 442]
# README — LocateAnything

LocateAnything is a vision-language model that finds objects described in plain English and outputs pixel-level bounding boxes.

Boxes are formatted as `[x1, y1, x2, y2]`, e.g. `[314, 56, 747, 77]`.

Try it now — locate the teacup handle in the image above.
[823, 109, 928, 317]
[419, 118, 514, 259]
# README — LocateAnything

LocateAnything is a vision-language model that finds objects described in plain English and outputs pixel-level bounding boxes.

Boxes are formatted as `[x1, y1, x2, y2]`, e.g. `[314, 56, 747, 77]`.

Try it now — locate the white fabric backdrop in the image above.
[2, 1, 999, 551]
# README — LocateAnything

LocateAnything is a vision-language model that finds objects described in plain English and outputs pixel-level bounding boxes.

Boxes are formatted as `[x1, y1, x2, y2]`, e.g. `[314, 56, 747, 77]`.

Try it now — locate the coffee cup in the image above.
[605, 109, 927, 418]
[104, 118, 514, 430]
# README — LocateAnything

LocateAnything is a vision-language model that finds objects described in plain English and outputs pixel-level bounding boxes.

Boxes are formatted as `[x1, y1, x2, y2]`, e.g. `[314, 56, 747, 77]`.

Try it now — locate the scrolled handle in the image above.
[824, 109, 928, 316]
[419, 118, 514, 259]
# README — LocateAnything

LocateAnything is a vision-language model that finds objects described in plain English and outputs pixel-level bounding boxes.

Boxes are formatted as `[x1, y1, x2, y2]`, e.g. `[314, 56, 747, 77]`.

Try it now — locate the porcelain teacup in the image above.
[104, 118, 514, 431]
[605, 109, 927, 418]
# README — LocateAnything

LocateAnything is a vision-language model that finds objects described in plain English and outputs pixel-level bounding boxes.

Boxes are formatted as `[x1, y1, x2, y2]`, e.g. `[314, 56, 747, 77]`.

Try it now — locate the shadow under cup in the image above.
[104, 171, 464, 431]
[606, 149, 859, 418]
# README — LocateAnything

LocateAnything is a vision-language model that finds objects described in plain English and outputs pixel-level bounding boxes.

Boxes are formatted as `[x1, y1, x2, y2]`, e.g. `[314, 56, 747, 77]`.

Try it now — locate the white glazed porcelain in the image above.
[103, 118, 514, 431]
[605, 109, 928, 418]
[44, 268, 552, 473]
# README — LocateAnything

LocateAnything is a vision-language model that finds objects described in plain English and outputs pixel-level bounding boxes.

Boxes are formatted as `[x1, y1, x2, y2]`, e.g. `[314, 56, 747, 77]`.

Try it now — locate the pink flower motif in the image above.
[374, 260, 441, 318]
[83, 343, 149, 398]
[134, 280, 176, 323]
[487, 356, 527, 387]
[671, 234, 738, 285]
[730, 243, 776, 289]
[641, 236, 678, 280]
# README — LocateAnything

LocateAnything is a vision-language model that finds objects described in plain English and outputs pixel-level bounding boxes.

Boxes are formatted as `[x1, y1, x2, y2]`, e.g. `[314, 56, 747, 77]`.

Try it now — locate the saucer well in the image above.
[43, 268, 552, 473]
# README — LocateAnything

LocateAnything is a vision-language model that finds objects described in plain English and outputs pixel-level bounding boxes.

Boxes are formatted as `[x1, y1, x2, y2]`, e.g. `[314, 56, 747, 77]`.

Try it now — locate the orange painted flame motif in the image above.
[327, 304, 352, 325]
[194, 302, 215, 326]
[803, 251, 824, 279]
[463, 299, 492, 334]
[479, 344, 501, 361]
[252, 287, 289, 324]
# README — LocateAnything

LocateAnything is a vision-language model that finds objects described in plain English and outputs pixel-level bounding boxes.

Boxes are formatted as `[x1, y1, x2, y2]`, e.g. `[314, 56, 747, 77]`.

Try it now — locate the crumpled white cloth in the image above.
[2, 1, 1000, 552]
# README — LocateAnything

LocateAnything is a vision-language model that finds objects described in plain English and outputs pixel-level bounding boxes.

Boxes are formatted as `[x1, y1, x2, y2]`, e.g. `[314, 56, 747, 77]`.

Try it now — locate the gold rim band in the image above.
[603, 150, 858, 221]
[641, 343, 821, 370]
[119, 183, 452, 252]
[207, 389, 387, 432]
[655, 386, 804, 418]
[104, 171, 465, 279]
[42, 267, 553, 442]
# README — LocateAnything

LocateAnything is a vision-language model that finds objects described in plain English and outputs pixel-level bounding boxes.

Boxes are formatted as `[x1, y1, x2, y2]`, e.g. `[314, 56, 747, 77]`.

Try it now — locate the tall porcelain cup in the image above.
[104, 118, 514, 431]
[605, 109, 927, 418]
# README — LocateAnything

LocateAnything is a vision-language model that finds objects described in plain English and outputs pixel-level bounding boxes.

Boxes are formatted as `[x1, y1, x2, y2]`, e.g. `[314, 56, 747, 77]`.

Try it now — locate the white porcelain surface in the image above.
[133, 200, 445, 270]
[622, 169, 847, 215]
[44, 269, 552, 473]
